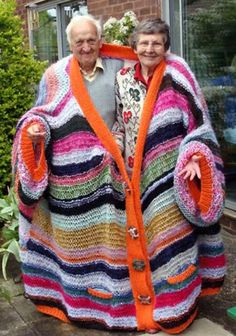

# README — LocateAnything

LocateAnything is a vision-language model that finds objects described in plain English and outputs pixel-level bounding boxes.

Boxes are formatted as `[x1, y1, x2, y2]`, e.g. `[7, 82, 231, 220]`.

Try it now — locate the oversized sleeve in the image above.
[173, 57, 225, 226]
[12, 71, 52, 207]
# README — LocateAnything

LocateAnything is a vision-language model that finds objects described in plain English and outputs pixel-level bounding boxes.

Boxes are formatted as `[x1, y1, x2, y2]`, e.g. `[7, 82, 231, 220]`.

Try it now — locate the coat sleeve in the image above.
[12, 71, 51, 207]
[173, 57, 225, 226]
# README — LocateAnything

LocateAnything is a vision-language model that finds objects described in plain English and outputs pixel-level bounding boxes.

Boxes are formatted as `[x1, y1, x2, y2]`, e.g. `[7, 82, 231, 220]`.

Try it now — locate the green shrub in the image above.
[0, 187, 20, 280]
[0, 0, 47, 196]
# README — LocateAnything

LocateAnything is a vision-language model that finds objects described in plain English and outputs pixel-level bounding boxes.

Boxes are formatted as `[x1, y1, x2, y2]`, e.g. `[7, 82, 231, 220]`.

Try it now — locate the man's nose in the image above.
[81, 41, 91, 52]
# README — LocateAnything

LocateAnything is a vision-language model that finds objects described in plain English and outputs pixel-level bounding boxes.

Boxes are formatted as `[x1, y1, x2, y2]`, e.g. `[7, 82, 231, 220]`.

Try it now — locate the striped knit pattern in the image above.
[12, 46, 226, 334]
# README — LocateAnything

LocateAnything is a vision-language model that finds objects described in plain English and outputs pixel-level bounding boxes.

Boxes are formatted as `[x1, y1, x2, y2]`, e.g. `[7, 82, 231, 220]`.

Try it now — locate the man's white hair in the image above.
[66, 14, 102, 45]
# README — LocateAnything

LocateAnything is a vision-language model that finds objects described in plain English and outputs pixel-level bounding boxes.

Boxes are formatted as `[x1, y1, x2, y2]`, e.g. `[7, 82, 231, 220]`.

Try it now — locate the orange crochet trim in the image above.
[188, 153, 213, 214]
[100, 43, 138, 60]
[167, 264, 196, 285]
[128, 60, 167, 331]
[87, 288, 113, 299]
[36, 305, 70, 323]
[157, 308, 198, 335]
[70, 54, 166, 330]
[21, 122, 47, 182]
[200, 287, 221, 297]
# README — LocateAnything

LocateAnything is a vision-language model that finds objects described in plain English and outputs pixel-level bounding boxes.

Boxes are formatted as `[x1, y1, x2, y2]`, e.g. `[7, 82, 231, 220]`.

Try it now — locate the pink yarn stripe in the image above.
[23, 275, 136, 316]
[45, 69, 59, 105]
[49, 156, 119, 185]
[52, 90, 72, 117]
[154, 90, 189, 115]
[153, 90, 196, 132]
[19, 201, 35, 218]
[53, 132, 104, 154]
[167, 59, 197, 94]
[199, 255, 226, 268]
[154, 276, 201, 308]
[143, 137, 181, 169]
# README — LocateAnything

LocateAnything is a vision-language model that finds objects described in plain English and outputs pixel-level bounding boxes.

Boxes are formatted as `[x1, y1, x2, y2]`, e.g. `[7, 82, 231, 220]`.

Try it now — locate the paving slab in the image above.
[0, 299, 26, 333]
[141, 318, 235, 336]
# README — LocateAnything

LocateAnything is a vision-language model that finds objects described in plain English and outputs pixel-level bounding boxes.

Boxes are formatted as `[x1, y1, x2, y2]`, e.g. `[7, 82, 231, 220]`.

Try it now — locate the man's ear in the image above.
[98, 39, 103, 49]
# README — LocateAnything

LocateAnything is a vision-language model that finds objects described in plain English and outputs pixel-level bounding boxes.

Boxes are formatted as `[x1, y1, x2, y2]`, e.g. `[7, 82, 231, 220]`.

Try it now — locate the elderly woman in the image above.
[112, 18, 226, 334]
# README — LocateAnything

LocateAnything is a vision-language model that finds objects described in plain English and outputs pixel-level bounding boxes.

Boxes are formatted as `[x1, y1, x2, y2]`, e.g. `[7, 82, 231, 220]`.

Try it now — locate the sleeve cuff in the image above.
[174, 141, 225, 226]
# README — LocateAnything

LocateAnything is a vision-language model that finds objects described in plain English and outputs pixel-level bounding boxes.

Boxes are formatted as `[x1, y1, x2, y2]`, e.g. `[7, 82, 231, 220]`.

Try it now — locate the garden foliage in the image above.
[0, 0, 46, 196]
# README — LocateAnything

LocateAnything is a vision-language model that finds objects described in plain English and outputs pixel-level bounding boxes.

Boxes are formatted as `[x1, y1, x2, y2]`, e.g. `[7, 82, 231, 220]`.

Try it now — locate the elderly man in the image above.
[27, 15, 124, 140]
[12, 14, 136, 328]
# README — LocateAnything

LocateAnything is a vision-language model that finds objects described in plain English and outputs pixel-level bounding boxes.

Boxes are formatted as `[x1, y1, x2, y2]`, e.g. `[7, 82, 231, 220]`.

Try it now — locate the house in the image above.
[15, 0, 236, 234]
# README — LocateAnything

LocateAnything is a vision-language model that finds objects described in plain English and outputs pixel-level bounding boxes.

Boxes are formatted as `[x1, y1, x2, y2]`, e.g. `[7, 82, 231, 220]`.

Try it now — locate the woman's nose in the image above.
[146, 43, 155, 52]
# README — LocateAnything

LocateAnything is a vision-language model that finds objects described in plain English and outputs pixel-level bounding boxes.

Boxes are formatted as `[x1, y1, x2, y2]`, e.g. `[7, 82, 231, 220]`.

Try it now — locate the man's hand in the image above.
[178, 155, 201, 181]
[27, 123, 46, 144]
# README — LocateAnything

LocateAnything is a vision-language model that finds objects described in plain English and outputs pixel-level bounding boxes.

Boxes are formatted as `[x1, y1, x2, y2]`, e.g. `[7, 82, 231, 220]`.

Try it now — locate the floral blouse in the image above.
[112, 65, 148, 175]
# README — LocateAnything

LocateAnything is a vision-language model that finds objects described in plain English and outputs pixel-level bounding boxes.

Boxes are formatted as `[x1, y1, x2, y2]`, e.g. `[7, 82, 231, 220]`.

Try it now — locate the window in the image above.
[27, 0, 87, 63]
[163, 0, 236, 210]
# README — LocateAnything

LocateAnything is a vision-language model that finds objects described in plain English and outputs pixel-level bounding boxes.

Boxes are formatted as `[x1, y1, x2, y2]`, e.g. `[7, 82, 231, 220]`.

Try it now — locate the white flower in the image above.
[103, 11, 139, 45]
[120, 25, 129, 34]
[124, 11, 138, 25]
[103, 17, 117, 29]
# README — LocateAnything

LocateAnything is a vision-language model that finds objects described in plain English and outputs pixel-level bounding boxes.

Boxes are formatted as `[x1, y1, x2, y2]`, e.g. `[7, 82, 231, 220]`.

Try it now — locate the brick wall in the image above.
[88, 0, 161, 22]
[15, 0, 162, 36]
[15, 0, 29, 34]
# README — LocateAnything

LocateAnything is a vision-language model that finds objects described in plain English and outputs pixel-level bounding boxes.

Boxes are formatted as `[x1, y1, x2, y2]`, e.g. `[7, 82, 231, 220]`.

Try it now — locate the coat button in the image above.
[132, 259, 145, 271]
[128, 226, 139, 239]
[123, 182, 131, 194]
[138, 295, 151, 305]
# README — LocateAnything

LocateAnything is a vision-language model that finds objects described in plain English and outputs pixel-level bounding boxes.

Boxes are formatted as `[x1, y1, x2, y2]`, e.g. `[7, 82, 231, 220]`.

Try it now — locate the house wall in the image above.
[15, 0, 162, 35]
[88, 0, 161, 22]
[16, 0, 28, 34]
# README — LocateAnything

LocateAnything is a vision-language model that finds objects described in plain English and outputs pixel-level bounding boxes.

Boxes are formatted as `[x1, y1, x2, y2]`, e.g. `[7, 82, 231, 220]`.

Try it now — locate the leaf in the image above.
[0, 199, 8, 208]
[0, 206, 13, 215]
[7, 239, 20, 262]
[2, 252, 10, 280]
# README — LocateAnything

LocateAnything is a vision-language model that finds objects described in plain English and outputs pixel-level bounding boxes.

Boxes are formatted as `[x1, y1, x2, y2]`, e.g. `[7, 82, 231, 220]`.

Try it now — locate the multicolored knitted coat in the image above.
[12, 44, 226, 334]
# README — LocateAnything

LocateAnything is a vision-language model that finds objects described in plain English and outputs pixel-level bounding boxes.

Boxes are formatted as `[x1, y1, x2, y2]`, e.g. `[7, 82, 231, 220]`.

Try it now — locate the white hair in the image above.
[66, 15, 102, 45]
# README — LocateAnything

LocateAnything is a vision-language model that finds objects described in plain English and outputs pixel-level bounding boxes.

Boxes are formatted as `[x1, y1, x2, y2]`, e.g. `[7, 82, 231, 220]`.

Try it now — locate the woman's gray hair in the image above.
[130, 18, 170, 51]
[66, 14, 102, 45]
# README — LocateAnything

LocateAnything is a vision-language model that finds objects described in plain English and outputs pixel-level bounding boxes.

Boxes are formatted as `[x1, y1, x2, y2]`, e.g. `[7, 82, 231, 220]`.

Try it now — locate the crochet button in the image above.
[124, 182, 131, 194]
[132, 259, 145, 271]
[128, 226, 139, 239]
[138, 295, 151, 305]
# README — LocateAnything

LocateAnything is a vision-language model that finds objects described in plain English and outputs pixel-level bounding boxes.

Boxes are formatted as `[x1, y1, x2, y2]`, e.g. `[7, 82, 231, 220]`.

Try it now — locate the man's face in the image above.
[135, 33, 166, 72]
[69, 20, 102, 71]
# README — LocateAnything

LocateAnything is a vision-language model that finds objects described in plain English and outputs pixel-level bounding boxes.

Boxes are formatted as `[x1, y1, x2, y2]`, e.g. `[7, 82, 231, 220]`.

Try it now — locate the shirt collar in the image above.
[134, 62, 153, 88]
[80, 57, 104, 79]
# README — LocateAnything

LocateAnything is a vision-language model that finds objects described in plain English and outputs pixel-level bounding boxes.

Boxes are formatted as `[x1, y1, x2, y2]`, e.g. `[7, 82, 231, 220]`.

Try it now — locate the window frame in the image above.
[27, 0, 87, 60]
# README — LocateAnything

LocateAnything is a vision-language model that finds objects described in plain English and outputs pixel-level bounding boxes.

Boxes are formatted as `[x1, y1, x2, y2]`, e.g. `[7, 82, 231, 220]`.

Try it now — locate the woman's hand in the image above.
[178, 155, 201, 180]
[27, 123, 46, 144]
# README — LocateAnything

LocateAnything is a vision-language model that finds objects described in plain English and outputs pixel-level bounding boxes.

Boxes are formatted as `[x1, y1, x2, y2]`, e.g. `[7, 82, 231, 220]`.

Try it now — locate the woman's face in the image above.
[134, 33, 166, 71]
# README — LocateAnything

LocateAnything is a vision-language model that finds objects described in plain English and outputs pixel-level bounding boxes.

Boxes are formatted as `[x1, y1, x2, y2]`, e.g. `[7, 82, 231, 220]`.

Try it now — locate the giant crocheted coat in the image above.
[12, 45, 226, 334]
